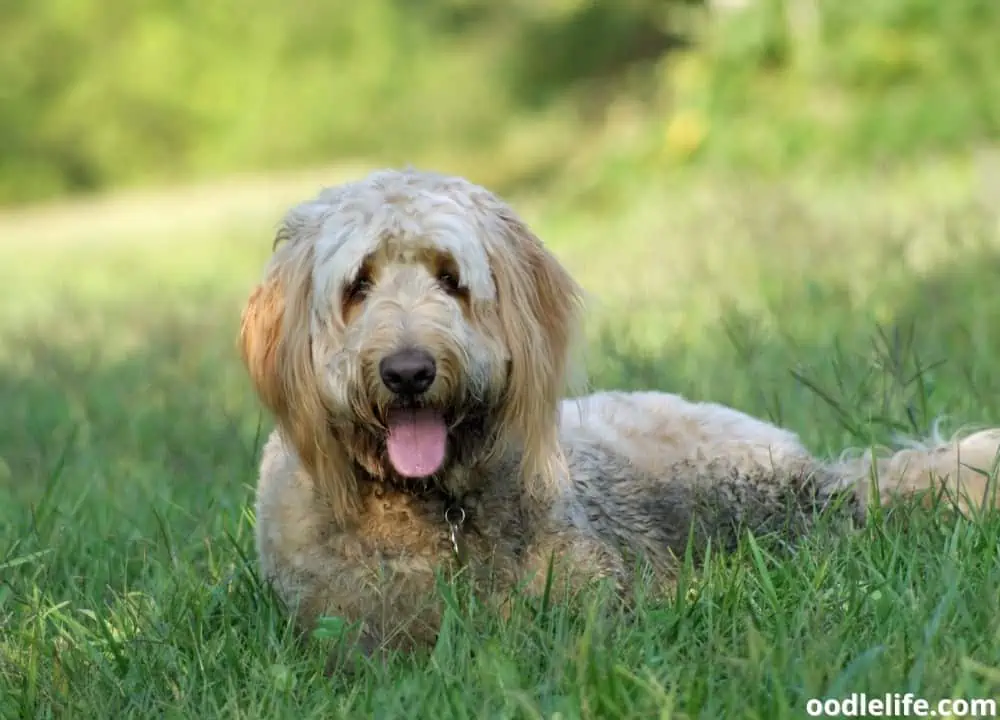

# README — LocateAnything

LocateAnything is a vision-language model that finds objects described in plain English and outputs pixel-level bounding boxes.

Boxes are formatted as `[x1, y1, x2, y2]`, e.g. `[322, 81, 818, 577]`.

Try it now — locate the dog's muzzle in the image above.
[378, 347, 448, 479]
[379, 348, 436, 397]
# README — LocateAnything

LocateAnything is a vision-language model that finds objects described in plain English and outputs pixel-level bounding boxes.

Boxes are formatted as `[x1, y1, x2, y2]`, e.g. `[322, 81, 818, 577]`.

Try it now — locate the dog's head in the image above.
[240, 169, 583, 524]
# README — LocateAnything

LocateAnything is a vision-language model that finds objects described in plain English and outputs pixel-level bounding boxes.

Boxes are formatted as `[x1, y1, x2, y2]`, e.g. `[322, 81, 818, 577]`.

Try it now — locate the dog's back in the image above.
[555, 391, 999, 579]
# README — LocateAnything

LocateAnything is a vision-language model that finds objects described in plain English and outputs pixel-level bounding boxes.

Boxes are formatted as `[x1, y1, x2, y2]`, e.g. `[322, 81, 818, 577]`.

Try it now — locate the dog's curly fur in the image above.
[240, 168, 1000, 658]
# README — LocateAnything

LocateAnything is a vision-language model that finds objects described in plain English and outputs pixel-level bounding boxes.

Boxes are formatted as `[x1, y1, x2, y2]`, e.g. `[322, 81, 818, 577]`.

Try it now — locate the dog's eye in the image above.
[436, 271, 462, 295]
[343, 276, 372, 306]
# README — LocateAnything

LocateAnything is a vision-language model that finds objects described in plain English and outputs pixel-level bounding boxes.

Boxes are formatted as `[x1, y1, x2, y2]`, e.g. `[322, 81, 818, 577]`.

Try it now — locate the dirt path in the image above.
[0, 164, 370, 248]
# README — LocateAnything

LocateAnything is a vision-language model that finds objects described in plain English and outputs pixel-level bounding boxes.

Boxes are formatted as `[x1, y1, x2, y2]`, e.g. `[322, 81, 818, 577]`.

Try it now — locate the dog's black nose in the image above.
[379, 348, 437, 396]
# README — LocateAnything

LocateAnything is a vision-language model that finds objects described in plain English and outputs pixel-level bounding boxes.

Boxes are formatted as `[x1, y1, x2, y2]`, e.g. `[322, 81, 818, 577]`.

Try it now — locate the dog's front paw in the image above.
[314, 617, 387, 677]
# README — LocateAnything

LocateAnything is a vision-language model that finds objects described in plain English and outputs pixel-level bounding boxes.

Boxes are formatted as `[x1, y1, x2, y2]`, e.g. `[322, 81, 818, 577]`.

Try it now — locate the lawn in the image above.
[2, 159, 1000, 718]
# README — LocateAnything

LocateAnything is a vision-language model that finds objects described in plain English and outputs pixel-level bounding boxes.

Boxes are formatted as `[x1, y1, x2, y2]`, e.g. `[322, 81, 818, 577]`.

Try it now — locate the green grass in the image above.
[2, 159, 1000, 718]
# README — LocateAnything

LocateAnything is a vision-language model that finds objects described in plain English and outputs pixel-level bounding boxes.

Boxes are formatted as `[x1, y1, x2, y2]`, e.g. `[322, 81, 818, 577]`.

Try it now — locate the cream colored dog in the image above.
[239, 168, 999, 659]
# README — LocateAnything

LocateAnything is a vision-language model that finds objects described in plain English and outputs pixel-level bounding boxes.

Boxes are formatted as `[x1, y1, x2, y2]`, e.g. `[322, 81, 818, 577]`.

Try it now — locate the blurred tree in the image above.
[1, 0, 998, 206]
[500, 0, 697, 111]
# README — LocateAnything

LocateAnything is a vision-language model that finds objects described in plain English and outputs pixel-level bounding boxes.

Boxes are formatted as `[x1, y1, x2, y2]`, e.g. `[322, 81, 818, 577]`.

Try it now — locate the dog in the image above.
[239, 167, 1000, 660]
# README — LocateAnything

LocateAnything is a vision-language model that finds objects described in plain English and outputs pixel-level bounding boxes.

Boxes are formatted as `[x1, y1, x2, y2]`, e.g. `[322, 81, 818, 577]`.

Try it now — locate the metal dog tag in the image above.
[444, 506, 467, 563]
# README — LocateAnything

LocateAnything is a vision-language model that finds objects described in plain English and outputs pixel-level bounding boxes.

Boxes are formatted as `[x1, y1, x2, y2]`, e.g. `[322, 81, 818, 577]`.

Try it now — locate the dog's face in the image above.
[240, 170, 582, 522]
[315, 210, 511, 481]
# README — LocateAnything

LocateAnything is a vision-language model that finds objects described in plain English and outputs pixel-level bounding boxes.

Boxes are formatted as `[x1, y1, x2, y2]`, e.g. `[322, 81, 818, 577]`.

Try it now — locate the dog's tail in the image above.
[834, 427, 1000, 516]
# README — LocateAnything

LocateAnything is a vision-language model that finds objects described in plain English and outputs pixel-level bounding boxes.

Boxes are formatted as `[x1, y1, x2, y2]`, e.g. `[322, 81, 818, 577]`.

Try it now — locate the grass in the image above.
[2, 157, 1000, 718]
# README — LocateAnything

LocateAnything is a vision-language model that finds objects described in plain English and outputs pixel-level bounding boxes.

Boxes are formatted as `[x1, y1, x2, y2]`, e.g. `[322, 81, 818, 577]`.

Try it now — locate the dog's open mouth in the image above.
[385, 406, 448, 478]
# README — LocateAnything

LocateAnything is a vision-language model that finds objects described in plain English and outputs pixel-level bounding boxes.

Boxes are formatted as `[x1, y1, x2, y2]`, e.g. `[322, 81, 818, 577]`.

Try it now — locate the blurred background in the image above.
[3, 0, 998, 206]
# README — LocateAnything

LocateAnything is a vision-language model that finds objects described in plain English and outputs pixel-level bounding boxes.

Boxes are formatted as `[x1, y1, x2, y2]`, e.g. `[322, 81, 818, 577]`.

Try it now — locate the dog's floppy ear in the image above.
[489, 207, 584, 498]
[239, 240, 315, 418]
[239, 240, 360, 526]
[240, 275, 287, 417]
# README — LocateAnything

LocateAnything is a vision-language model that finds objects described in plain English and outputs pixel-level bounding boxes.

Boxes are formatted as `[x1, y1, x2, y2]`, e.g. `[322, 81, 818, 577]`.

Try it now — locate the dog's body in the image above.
[241, 168, 999, 658]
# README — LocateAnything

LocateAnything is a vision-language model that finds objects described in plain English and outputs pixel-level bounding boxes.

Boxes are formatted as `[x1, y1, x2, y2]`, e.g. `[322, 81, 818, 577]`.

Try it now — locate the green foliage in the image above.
[0, 0, 511, 204]
[2, 0, 1000, 204]
[686, 0, 1000, 169]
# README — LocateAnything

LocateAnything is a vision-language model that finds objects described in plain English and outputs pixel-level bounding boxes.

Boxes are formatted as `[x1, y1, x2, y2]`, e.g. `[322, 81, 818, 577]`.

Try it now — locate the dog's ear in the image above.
[239, 242, 360, 526]
[240, 275, 288, 417]
[489, 208, 584, 498]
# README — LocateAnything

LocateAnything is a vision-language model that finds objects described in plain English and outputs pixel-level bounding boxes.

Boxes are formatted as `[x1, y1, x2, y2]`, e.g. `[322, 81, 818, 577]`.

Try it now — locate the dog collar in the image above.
[444, 504, 467, 564]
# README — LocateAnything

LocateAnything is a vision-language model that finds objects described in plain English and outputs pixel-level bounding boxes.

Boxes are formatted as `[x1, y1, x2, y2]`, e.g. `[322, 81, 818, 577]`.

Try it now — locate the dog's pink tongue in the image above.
[386, 408, 447, 478]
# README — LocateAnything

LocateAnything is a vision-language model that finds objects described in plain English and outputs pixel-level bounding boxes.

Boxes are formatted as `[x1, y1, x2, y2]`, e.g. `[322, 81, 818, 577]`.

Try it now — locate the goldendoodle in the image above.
[239, 167, 999, 659]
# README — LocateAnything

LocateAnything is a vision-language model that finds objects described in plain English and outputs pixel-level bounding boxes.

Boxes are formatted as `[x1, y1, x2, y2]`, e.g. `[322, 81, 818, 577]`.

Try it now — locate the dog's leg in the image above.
[254, 437, 448, 669]
[272, 548, 448, 675]
[519, 527, 634, 603]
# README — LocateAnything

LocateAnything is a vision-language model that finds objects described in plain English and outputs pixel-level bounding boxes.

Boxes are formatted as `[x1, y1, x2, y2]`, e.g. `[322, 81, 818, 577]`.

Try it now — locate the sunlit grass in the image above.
[2, 160, 999, 717]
